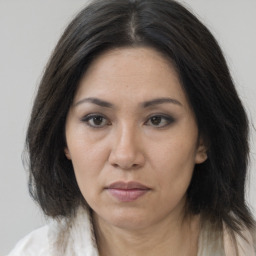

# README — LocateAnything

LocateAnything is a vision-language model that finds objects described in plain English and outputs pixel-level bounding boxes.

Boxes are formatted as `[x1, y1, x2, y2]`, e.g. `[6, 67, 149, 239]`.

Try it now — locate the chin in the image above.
[95, 207, 155, 231]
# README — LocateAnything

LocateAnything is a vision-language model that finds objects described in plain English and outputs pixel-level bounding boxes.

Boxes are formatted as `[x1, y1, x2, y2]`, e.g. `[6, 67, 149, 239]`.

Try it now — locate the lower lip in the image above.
[107, 188, 149, 202]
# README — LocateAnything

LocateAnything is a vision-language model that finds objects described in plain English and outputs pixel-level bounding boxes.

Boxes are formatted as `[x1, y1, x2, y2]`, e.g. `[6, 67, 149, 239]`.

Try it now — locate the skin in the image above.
[65, 47, 207, 256]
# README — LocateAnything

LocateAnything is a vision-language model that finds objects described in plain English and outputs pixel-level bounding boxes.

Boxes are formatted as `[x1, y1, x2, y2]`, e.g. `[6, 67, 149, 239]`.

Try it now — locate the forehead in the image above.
[84, 47, 177, 80]
[74, 47, 188, 108]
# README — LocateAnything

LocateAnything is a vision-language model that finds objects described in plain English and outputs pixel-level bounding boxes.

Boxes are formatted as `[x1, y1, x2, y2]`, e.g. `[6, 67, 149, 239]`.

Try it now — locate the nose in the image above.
[108, 125, 145, 170]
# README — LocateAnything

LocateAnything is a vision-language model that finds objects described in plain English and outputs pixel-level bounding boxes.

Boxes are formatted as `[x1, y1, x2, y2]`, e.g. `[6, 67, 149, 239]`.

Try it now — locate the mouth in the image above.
[105, 181, 151, 202]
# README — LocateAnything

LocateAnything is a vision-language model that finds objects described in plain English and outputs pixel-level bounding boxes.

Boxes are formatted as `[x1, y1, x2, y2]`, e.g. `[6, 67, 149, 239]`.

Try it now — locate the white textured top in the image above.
[7, 207, 256, 256]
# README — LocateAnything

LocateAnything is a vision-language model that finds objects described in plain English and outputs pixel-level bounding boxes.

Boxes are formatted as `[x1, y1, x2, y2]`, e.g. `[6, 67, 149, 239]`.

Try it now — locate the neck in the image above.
[93, 212, 200, 256]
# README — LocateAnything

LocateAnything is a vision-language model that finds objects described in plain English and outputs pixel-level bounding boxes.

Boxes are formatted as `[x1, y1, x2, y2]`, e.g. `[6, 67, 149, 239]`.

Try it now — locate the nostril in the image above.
[108, 140, 145, 170]
[111, 162, 140, 170]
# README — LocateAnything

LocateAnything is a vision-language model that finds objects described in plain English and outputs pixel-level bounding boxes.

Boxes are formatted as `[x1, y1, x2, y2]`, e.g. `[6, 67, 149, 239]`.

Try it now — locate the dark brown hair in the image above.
[26, 0, 255, 236]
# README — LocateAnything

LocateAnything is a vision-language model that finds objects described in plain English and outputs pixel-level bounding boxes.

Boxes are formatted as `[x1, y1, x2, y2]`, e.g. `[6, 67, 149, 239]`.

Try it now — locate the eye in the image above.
[145, 115, 174, 128]
[81, 114, 110, 128]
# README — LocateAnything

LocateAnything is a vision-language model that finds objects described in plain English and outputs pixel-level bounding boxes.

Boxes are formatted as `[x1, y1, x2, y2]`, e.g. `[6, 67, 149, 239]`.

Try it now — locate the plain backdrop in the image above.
[0, 0, 255, 254]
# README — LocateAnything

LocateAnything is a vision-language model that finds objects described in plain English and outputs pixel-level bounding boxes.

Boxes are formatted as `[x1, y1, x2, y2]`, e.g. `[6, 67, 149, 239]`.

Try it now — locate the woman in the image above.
[8, 0, 255, 255]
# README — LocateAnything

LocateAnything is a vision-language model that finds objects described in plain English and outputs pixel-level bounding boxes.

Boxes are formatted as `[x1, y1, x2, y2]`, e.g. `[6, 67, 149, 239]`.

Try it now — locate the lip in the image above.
[105, 181, 151, 202]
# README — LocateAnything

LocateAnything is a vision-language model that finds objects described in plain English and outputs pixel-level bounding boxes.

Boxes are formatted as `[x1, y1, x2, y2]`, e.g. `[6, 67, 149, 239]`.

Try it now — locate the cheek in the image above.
[66, 135, 111, 196]
[150, 136, 197, 196]
[70, 152, 102, 206]
[156, 155, 194, 194]
[67, 127, 109, 165]
[156, 160, 194, 212]
[150, 137, 198, 173]
[69, 143, 104, 180]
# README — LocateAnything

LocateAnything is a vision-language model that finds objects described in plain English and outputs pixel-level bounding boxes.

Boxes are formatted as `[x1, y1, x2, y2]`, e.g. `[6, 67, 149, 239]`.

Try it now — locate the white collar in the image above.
[48, 206, 99, 256]
[48, 206, 255, 256]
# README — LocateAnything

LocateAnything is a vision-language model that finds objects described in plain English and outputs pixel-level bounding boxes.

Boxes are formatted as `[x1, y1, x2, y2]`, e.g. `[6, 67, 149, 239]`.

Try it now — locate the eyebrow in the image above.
[74, 97, 113, 108]
[74, 97, 182, 108]
[142, 97, 182, 108]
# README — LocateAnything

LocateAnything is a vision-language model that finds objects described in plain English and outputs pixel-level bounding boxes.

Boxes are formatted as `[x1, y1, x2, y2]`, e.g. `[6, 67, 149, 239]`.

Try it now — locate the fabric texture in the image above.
[7, 207, 256, 256]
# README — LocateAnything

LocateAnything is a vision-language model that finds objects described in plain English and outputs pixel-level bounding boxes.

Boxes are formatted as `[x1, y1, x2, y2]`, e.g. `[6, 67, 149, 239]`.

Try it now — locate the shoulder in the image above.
[223, 223, 256, 256]
[252, 229, 256, 254]
[7, 207, 99, 256]
[7, 225, 51, 256]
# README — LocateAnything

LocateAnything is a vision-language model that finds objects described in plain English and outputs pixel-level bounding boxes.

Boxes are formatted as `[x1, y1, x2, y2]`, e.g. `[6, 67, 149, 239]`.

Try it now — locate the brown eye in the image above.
[91, 116, 104, 126]
[146, 115, 174, 128]
[150, 116, 162, 126]
[82, 114, 110, 128]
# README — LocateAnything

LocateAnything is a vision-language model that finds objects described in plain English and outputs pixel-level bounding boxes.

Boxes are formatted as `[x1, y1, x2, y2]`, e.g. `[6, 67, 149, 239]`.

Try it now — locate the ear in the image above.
[64, 147, 71, 160]
[195, 137, 208, 164]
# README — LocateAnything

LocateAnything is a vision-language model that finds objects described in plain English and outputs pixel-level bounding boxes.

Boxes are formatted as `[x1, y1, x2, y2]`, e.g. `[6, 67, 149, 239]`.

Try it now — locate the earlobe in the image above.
[195, 138, 208, 164]
[64, 147, 71, 160]
[195, 150, 207, 164]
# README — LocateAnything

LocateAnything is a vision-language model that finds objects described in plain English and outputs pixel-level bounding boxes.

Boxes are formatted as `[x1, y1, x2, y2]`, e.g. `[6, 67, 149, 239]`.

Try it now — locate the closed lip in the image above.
[105, 181, 151, 202]
[105, 181, 151, 190]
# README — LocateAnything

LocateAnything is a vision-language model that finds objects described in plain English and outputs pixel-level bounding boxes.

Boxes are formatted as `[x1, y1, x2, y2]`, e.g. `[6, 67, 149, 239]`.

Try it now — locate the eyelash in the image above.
[81, 114, 110, 128]
[145, 114, 175, 128]
[81, 114, 175, 128]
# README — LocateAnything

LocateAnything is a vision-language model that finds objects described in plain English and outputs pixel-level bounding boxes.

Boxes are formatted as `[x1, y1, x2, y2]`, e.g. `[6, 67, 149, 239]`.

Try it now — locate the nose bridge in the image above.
[118, 122, 136, 149]
[109, 121, 144, 169]
[114, 122, 138, 159]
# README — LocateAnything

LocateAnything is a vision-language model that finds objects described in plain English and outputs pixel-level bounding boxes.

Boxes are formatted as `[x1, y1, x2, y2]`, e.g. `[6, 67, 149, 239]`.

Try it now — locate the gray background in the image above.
[0, 0, 255, 255]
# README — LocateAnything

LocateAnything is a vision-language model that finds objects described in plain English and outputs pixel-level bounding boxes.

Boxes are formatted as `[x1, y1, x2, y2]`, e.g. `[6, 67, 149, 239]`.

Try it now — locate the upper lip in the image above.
[106, 181, 150, 190]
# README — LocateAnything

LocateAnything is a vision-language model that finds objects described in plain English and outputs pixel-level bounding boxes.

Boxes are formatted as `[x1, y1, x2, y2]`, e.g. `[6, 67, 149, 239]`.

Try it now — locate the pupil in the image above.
[151, 116, 161, 125]
[93, 116, 103, 125]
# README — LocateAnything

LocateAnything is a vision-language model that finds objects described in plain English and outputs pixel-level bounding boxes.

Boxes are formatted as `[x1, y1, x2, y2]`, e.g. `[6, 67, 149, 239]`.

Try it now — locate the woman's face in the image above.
[65, 47, 207, 230]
